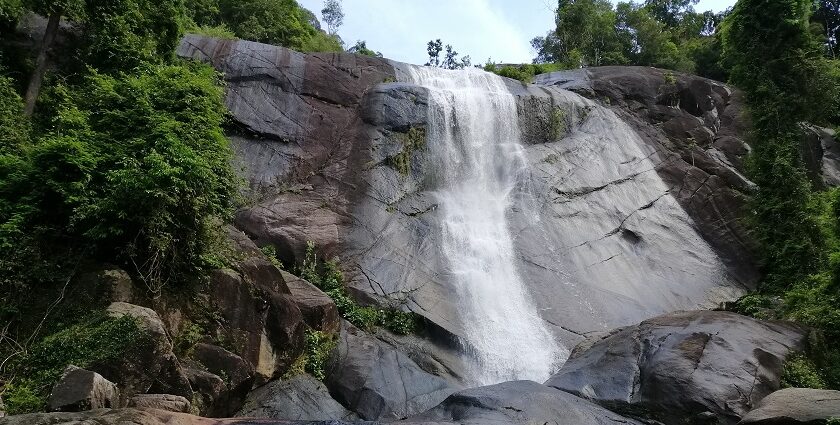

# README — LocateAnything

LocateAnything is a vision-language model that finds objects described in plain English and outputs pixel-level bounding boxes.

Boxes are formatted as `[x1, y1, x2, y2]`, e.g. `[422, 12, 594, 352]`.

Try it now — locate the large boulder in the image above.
[128, 394, 192, 413]
[739, 388, 840, 424]
[402, 380, 643, 425]
[800, 125, 840, 188]
[237, 375, 358, 421]
[189, 344, 254, 416]
[280, 270, 340, 333]
[103, 302, 192, 404]
[183, 366, 228, 417]
[545, 310, 808, 424]
[325, 323, 456, 421]
[47, 366, 119, 412]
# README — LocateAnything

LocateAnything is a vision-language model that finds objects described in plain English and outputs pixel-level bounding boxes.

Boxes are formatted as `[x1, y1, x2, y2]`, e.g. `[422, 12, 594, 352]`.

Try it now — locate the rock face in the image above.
[47, 366, 119, 412]
[545, 310, 808, 424]
[325, 323, 456, 421]
[103, 302, 192, 404]
[177, 36, 758, 376]
[739, 388, 840, 424]
[128, 394, 192, 413]
[281, 270, 340, 333]
[800, 125, 840, 188]
[237, 375, 358, 421]
[402, 380, 643, 425]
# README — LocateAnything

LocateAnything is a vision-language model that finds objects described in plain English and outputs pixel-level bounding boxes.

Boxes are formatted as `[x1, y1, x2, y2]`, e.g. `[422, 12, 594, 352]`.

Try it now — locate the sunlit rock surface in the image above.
[177, 36, 758, 384]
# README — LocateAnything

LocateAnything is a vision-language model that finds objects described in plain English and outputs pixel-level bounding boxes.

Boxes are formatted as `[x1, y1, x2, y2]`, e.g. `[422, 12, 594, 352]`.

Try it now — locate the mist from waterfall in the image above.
[402, 65, 566, 385]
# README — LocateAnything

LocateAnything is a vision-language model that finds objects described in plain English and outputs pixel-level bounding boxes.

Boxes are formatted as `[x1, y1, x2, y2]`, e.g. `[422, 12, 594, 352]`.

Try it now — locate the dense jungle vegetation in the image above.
[0, 0, 839, 413]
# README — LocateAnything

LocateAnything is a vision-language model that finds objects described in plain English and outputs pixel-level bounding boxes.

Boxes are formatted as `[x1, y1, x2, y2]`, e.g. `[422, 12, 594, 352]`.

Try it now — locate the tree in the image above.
[721, 0, 837, 290]
[643, 0, 698, 28]
[321, 0, 343, 35]
[554, 0, 624, 66]
[814, 0, 840, 57]
[219, 0, 317, 50]
[349, 40, 382, 57]
[22, 0, 82, 116]
[425, 39, 470, 69]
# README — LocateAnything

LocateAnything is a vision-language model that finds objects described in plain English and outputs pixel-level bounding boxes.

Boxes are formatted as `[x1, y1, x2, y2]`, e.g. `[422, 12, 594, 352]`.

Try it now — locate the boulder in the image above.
[190, 344, 254, 415]
[280, 270, 340, 333]
[128, 394, 191, 413]
[739, 388, 840, 424]
[183, 366, 228, 417]
[402, 380, 643, 425]
[0, 394, 5, 418]
[236, 375, 358, 421]
[204, 233, 306, 384]
[325, 323, 456, 421]
[102, 302, 192, 403]
[545, 310, 808, 424]
[0, 408, 371, 424]
[47, 366, 118, 412]
[800, 125, 840, 188]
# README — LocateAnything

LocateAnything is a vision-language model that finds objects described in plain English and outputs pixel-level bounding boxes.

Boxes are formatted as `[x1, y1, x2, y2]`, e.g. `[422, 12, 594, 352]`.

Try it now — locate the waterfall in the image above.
[402, 66, 565, 385]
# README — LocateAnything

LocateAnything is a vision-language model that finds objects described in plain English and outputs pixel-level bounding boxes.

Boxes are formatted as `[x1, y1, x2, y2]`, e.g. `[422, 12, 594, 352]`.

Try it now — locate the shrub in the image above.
[299, 242, 418, 335]
[782, 354, 827, 389]
[303, 329, 336, 380]
[3, 314, 144, 413]
[0, 62, 238, 295]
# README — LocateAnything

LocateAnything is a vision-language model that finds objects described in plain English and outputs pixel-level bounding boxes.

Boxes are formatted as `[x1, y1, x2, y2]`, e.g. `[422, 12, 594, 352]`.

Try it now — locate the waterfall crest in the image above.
[402, 66, 566, 385]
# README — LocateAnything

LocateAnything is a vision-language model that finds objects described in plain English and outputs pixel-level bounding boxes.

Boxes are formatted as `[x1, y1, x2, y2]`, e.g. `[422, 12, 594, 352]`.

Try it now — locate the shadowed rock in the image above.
[545, 310, 808, 424]
[237, 375, 357, 421]
[47, 366, 118, 412]
[128, 394, 191, 413]
[401, 380, 643, 425]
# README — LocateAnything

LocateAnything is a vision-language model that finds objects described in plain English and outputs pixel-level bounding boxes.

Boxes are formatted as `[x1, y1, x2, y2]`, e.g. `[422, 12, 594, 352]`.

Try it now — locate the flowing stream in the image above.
[403, 66, 564, 385]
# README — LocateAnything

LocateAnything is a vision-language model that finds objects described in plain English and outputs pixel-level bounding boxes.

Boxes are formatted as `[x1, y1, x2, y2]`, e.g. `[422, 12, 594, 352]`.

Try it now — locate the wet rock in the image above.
[402, 380, 643, 425]
[102, 302, 192, 404]
[739, 388, 840, 424]
[545, 310, 808, 424]
[280, 270, 340, 333]
[47, 366, 118, 412]
[325, 323, 455, 421]
[237, 375, 358, 421]
[128, 394, 191, 413]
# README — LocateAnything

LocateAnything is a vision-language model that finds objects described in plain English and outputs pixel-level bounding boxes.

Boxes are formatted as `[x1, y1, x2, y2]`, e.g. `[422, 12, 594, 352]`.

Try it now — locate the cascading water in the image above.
[402, 65, 566, 385]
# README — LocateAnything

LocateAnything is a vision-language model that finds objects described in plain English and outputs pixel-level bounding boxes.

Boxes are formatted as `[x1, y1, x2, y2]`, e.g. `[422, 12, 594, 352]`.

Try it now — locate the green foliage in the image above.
[185, 24, 237, 39]
[259, 244, 284, 269]
[390, 127, 426, 176]
[173, 321, 205, 356]
[349, 40, 382, 57]
[299, 31, 343, 53]
[0, 0, 24, 25]
[299, 242, 418, 335]
[3, 314, 144, 413]
[83, 0, 185, 72]
[303, 329, 336, 380]
[0, 63, 238, 295]
[782, 354, 827, 389]
[217, 0, 318, 51]
[0, 73, 29, 154]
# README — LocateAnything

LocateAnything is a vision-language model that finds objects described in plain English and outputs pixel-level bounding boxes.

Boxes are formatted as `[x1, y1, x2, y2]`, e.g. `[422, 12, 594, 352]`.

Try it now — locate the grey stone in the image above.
[739, 388, 840, 424]
[0, 394, 5, 418]
[102, 302, 192, 404]
[47, 366, 119, 412]
[128, 394, 191, 413]
[237, 375, 358, 421]
[183, 366, 228, 417]
[402, 380, 644, 425]
[281, 270, 340, 334]
[801, 124, 840, 188]
[0, 408, 376, 424]
[191, 343, 254, 416]
[325, 323, 456, 421]
[545, 310, 808, 424]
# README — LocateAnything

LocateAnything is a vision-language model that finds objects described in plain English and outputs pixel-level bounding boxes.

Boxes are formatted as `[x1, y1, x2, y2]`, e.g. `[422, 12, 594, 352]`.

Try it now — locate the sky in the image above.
[297, 0, 736, 66]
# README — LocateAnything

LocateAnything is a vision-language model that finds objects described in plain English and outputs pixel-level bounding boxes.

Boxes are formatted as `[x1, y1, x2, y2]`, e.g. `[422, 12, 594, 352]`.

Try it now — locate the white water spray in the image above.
[403, 66, 565, 385]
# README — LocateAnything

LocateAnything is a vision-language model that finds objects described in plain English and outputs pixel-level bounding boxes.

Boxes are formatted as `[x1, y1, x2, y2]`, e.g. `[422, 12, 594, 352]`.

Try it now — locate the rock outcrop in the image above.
[176, 36, 759, 370]
[0, 409, 365, 425]
[739, 388, 840, 424]
[128, 394, 192, 413]
[237, 375, 358, 421]
[545, 310, 808, 424]
[402, 380, 643, 425]
[47, 366, 119, 412]
[325, 322, 456, 421]
[103, 302, 192, 404]
[281, 270, 340, 333]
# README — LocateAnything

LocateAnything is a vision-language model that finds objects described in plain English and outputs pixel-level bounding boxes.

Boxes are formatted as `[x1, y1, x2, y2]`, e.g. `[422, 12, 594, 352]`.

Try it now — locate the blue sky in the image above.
[297, 0, 736, 65]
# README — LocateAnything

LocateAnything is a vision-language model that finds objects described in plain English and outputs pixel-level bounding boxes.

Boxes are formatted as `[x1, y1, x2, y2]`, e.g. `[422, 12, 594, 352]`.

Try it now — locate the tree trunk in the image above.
[23, 11, 62, 117]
